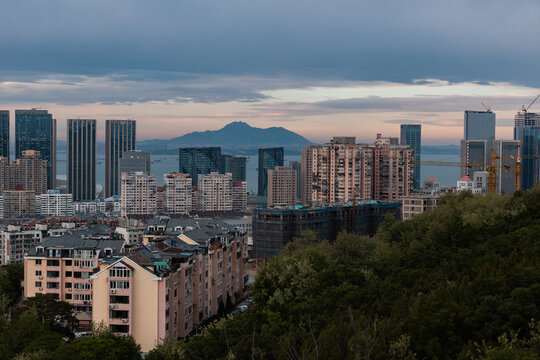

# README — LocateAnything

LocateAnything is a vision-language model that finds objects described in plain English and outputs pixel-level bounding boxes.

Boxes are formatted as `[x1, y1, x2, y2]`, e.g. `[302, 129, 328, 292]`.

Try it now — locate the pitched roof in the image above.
[424, 176, 439, 183]
[459, 176, 472, 182]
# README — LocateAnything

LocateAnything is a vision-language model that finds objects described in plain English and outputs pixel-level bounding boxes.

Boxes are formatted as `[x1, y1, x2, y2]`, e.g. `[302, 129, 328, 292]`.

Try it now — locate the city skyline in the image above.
[0, 1, 538, 144]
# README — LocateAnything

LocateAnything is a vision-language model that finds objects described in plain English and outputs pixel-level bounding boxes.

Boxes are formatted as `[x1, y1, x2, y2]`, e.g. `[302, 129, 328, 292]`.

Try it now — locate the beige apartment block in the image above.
[121, 172, 157, 217]
[163, 173, 192, 214]
[401, 195, 439, 219]
[267, 166, 297, 207]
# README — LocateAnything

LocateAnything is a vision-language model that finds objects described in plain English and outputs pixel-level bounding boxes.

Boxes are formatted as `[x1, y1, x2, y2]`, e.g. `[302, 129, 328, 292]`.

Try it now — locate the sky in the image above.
[0, 0, 539, 145]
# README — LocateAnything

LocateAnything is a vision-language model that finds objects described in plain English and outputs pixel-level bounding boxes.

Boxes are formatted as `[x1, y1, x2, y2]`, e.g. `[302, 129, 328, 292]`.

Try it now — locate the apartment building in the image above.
[197, 172, 232, 211]
[3, 190, 36, 218]
[36, 190, 74, 217]
[0, 150, 47, 195]
[0, 225, 42, 265]
[163, 173, 192, 214]
[267, 166, 297, 207]
[121, 172, 157, 217]
[232, 181, 247, 212]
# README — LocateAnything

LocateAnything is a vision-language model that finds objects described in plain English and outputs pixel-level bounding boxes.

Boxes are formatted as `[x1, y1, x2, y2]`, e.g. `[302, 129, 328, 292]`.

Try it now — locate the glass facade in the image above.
[179, 147, 222, 184]
[521, 126, 540, 190]
[460, 140, 487, 178]
[400, 124, 421, 188]
[0, 110, 8, 160]
[68, 119, 96, 201]
[15, 109, 56, 189]
[493, 140, 520, 195]
[105, 120, 136, 197]
[258, 148, 284, 196]
[222, 155, 247, 182]
[464, 110, 495, 153]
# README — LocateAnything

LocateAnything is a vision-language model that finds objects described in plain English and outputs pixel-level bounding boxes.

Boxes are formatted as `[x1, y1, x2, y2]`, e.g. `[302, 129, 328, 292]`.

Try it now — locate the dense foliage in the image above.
[149, 189, 540, 359]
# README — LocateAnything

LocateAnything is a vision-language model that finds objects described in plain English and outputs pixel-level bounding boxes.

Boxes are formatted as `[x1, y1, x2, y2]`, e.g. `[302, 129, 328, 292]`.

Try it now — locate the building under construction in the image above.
[253, 201, 401, 258]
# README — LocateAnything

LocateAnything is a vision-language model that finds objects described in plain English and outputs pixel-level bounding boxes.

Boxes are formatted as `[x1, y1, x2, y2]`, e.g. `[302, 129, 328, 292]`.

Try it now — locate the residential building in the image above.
[163, 173, 192, 214]
[114, 226, 144, 245]
[67, 119, 96, 201]
[460, 139, 488, 178]
[3, 190, 36, 218]
[267, 166, 297, 207]
[232, 181, 247, 212]
[400, 124, 421, 188]
[222, 155, 247, 182]
[179, 147, 222, 184]
[301, 136, 413, 204]
[36, 190, 74, 217]
[119, 151, 151, 176]
[120, 172, 157, 217]
[1, 225, 42, 265]
[0, 110, 8, 161]
[493, 140, 520, 195]
[464, 110, 495, 152]
[73, 198, 121, 215]
[258, 148, 284, 196]
[253, 201, 401, 258]
[197, 172, 232, 211]
[10, 150, 48, 195]
[15, 109, 56, 189]
[156, 187, 165, 213]
[457, 172, 487, 194]
[105, 120, 136, 197]
[289, 160, 302, 200]
[401, 195, 439, 220]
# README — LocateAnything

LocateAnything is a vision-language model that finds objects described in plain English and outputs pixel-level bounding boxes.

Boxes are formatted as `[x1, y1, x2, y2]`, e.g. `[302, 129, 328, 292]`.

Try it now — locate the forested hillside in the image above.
[150, 189, 540, 359]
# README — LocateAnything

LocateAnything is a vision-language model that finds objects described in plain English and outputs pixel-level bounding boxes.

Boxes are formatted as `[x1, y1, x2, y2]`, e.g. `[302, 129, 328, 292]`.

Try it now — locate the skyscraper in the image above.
[15, 109, 56, 189]
[67, 119, 96, 201]
[521, 126, 540, 190]
[258, 147, 284, 196]
[0, 111, 9, 161]
[119, 151, 151, 176]
[460, 139, 488, 178]
[179, 147, 222, 184]
[222, 155, 247, 182]
[464, 110, 495, 153]
[513, 109, 540, 141]
[400, 124, 421, 188]
[493, 140, 520, 195]
[105, 120, 136, 197]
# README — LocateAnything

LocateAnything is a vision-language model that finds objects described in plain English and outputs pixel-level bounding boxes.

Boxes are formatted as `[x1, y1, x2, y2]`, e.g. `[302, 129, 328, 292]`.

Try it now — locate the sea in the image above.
[55, 150, 461, 194]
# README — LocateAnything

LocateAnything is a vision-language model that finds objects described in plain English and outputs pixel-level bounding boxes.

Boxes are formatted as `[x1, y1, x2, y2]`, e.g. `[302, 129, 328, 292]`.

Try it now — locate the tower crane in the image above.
[521, 94, 540, 112]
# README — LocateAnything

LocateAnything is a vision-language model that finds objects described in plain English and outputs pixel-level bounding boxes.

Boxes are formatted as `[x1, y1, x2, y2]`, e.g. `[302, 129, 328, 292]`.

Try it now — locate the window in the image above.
[74, 283, 92, 290]
[46, 282, 59, 289]
[74, 272, 90, 279]
[65, 282, 72, 288]
[109, 267, 131, 278]
[74, 250, 96, 259]
[110, 281, 130, 289]
[65, 271, 72, 277]
[47, 259, 60, 266]
[47, 271, 59, 278]
[35, 281, 42, 287]
[35, 259, 42, 265]
[65, 260, 72, 266]
[65, 294, 72, 300]
[73, 294, 92, 301]
[35, 270, 42, 277]
[74, 260, 96, 268]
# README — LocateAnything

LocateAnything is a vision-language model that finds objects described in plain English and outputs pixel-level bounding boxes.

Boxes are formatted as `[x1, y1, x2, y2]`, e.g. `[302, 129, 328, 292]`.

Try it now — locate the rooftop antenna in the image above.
[481, 102, 491, 112]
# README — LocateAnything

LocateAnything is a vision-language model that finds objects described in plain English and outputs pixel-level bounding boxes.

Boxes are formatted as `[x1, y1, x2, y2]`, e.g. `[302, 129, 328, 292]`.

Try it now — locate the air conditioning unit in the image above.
[38, 276, 43, 280]
[111, 289, 116, 294]
[38, 287, 43, 291]
[122, 319, 129, 323]
[67, 288, 72, 292]
[109, 304, 115, 309]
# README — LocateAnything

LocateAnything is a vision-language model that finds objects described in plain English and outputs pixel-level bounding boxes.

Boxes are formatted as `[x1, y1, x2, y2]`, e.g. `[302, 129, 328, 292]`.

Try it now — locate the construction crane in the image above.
[481, 102, 492, 112]
[521, 94, 540, 112]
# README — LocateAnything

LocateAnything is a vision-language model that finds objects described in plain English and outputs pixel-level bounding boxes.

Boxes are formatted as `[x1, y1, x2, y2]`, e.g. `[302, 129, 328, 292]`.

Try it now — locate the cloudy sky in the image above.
[1, 0, 539, 144]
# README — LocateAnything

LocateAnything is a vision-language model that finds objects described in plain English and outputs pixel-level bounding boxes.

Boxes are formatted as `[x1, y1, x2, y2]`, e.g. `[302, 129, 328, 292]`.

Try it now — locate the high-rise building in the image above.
[119, 150, 151, 176]
[493, 140, 520, 195]
[67, 119, 96, 201]
[258, 147, 284, 196]
[232, 181, 247, 212]
[163, 173, 192, 214]
[400, 124, 421, 187]
[197, 172, 232, 211]
[120, 172, 156, 217]
[222, 155, 247, 182]
[0, 110, 9, 161]
[514, 110, 540, 142]
[15, 109, 56, 189]
[460, 139, 488, 178]
[36, 190, 74, 217]
[105, 120, 136, 197]
[179, 147, 222, 184]
[464, 110, 495, 153]
[267, 166, 297, 207]
[289, 161, 302, 200]
[3, 190, 35, 218]
[11, 150, 48, 195]
[301, 137, 413, 204]
[521, 126, 540, 190]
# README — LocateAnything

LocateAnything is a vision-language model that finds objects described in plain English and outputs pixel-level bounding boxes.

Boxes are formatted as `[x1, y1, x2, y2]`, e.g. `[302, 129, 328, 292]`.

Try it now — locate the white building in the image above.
[197, 172, 232, 211]
[36, 190, 74, 217]
[164, 173, 192, 214]
[457, 171, 487, 194]
[0, 225, 42, 265]
[121, 172, 157, 217]
[115, 226, 144, 245]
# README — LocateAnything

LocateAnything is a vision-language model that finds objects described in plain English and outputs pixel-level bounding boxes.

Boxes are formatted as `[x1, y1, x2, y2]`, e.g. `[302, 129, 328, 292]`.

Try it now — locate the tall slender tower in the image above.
[68, 119, 96, 201]
[258, 147, 284, 196]
[105, 120, 136, 197]
[15, 109, 56, 189]
[464, 110, 495, 153]
[0, 110, 9, 161]
[400, 124, 421, 188]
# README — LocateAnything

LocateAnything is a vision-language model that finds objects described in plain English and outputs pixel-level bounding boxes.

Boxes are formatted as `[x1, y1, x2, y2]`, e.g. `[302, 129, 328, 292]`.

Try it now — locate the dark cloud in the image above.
[0, 0, 538, 86]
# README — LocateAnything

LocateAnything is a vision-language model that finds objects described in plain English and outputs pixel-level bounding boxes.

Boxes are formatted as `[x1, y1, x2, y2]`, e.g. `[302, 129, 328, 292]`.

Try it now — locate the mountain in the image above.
[137, 121, 313, 153]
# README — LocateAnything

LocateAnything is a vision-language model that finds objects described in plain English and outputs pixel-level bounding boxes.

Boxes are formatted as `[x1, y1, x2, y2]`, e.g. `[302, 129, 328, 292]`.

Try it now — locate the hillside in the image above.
[138, 121, 313, 153]
[149, 189, 540, 359]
